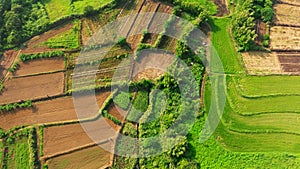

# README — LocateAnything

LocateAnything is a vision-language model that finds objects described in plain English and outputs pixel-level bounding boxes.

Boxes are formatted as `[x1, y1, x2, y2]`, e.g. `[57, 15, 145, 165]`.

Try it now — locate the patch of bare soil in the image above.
[0, 72, 65, 104]
[214, 0, 230, 16]
[13, 57, 65, 77]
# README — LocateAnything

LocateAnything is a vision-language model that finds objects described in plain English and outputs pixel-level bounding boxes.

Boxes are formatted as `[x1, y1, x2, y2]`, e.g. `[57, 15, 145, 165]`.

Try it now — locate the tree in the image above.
[231, 0, 257, 51]
[261, 6, 274, 22]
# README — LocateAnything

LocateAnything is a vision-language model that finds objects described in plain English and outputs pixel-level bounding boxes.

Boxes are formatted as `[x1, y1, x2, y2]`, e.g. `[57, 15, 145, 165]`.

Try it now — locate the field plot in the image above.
[273, 4, 300, 27]
[277, 52, 300, 74]
[277, 0, 300, 6]
[43, 120, 115, 156]
[0, 72, 64, 104]
[242, 52, 283, 75]
[107, 103, 126, 122]
[13, 57, 65, 77]
[126, 0, 160, 50]
[0, 50, 19, 79]
[43, 0, 72, 23]
[47, 146, 111, 169]
[73, 0, 113, 14]
[270, 26, 300, 51]
[0, 91, 110, 130]
[22, 23, 74, 54]
[41, 20, 80, 49]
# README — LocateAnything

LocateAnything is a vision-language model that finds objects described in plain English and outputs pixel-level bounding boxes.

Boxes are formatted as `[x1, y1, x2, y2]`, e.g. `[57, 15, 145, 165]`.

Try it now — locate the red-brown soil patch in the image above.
[255, 20, 267, 45]
[0, 91, 111, 130]
[13, 57, 65, 77]
[214, 0, 230, 16]
[43, 120, 117, 156]
[0, 72, 65, 104]
[47, 145, 111, 169]
[21, 23, 73, 54]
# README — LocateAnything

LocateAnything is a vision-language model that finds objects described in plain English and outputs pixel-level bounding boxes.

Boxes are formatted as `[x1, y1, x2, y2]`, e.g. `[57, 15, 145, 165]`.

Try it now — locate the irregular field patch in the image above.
[0, 72, 65, 104]
[47, 145, 111, 169]
[277, 0, 300, 6]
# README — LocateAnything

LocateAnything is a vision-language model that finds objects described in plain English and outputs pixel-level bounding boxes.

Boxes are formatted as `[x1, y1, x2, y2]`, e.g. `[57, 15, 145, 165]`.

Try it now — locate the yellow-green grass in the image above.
[209, 17, 244, 74]
[227, 77, 300, 115]
[188, 118, 300, 168]
[0, 142, 3, 167]
[234, 75, 300, 97]
[43, 20, 80, 49]
[43, 0, 72, 22]
[73, 0, 113, 14]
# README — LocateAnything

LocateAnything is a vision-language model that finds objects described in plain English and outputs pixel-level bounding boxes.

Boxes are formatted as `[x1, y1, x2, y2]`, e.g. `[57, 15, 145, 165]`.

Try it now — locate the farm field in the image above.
[0, 72, 65, 104]
[0, 91, 110, 130]
[43, 119, 116, 156]
[47, 146, 111, 169]
[22, 23, 74, 54]
[277, 0, 300, 6]
[13, 57, 65, 77]
[270, 26, 300, 51]
[273, 4, 300, 26]
[43, 0, 113, 22]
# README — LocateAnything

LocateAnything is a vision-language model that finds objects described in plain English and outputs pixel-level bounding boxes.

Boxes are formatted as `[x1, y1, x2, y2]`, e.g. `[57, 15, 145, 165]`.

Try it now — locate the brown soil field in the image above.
[214, 0, 230, 16]
[0, 91, 111, 130]
[255, 20, 267, 45]
[277, 53, 300, 74]
[277, 0, 300, 6]
[0, 50, 19, 79]
[142, 33, 159, 45]
[0, 72, 65, 104]
[107, 103, 126, 122]
[273, 4, 300, 27]
[21, 23, 73, 54]
[242, 52, 284, 75]
[270, 26, 300, 51]
[47, 145, 111, 169]
[43, 119, 117, 156]
[126, 1, 160, 50]
[13, 57, 65, 77]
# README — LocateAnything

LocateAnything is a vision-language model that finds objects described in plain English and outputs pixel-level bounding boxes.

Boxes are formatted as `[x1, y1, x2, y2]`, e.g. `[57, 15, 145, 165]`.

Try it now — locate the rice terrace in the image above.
[0, 0, 299, 168]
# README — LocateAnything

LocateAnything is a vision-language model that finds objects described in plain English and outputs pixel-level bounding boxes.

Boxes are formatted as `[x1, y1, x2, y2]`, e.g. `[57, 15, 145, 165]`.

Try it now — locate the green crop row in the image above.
[0, 100, 32, 112]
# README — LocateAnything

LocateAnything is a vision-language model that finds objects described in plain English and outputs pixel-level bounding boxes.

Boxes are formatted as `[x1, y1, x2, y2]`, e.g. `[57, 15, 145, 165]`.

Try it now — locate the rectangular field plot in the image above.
[47, 146, 111, 169]
[277, 0, 300, 6]
[43, 120, 116, 156]
[14, 57, 65, 77]
[0, 91, 110, 130]
[274, 4, 300, 27]
[270, 26, 300, 51]
[0, 72, 64, 104]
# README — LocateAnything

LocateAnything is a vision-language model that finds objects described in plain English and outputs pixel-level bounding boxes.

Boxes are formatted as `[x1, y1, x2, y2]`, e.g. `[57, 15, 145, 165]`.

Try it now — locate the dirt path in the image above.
[214, 0, 230, 16]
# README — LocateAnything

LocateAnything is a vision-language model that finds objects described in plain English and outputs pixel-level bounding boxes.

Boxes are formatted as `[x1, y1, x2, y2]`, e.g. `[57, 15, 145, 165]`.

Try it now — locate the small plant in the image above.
[8, 61, 19, 73]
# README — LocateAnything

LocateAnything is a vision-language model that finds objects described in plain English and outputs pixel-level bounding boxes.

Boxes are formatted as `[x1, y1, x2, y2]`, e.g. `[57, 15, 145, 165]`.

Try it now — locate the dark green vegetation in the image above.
[231, 0, 274, 51]
[0, 0, 116, 52]
[113, 91, 133, 110]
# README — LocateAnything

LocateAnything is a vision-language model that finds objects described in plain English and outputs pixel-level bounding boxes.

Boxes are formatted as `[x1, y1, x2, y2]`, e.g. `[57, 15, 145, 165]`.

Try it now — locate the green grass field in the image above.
[43, 0, 113, 23]
[193, 16, 300, 167]
[43, 20, 80, 49]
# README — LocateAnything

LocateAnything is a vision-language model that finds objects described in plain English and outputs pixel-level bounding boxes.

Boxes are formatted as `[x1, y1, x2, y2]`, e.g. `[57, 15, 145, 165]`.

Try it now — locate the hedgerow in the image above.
[19, 51, 65, 62]
[0, 100, 32, 112]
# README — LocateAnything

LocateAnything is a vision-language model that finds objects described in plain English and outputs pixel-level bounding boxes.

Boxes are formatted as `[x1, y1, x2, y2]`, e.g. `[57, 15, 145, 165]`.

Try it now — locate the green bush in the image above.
[0, 100, 32, 112]
[113, 91, 132, 110]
